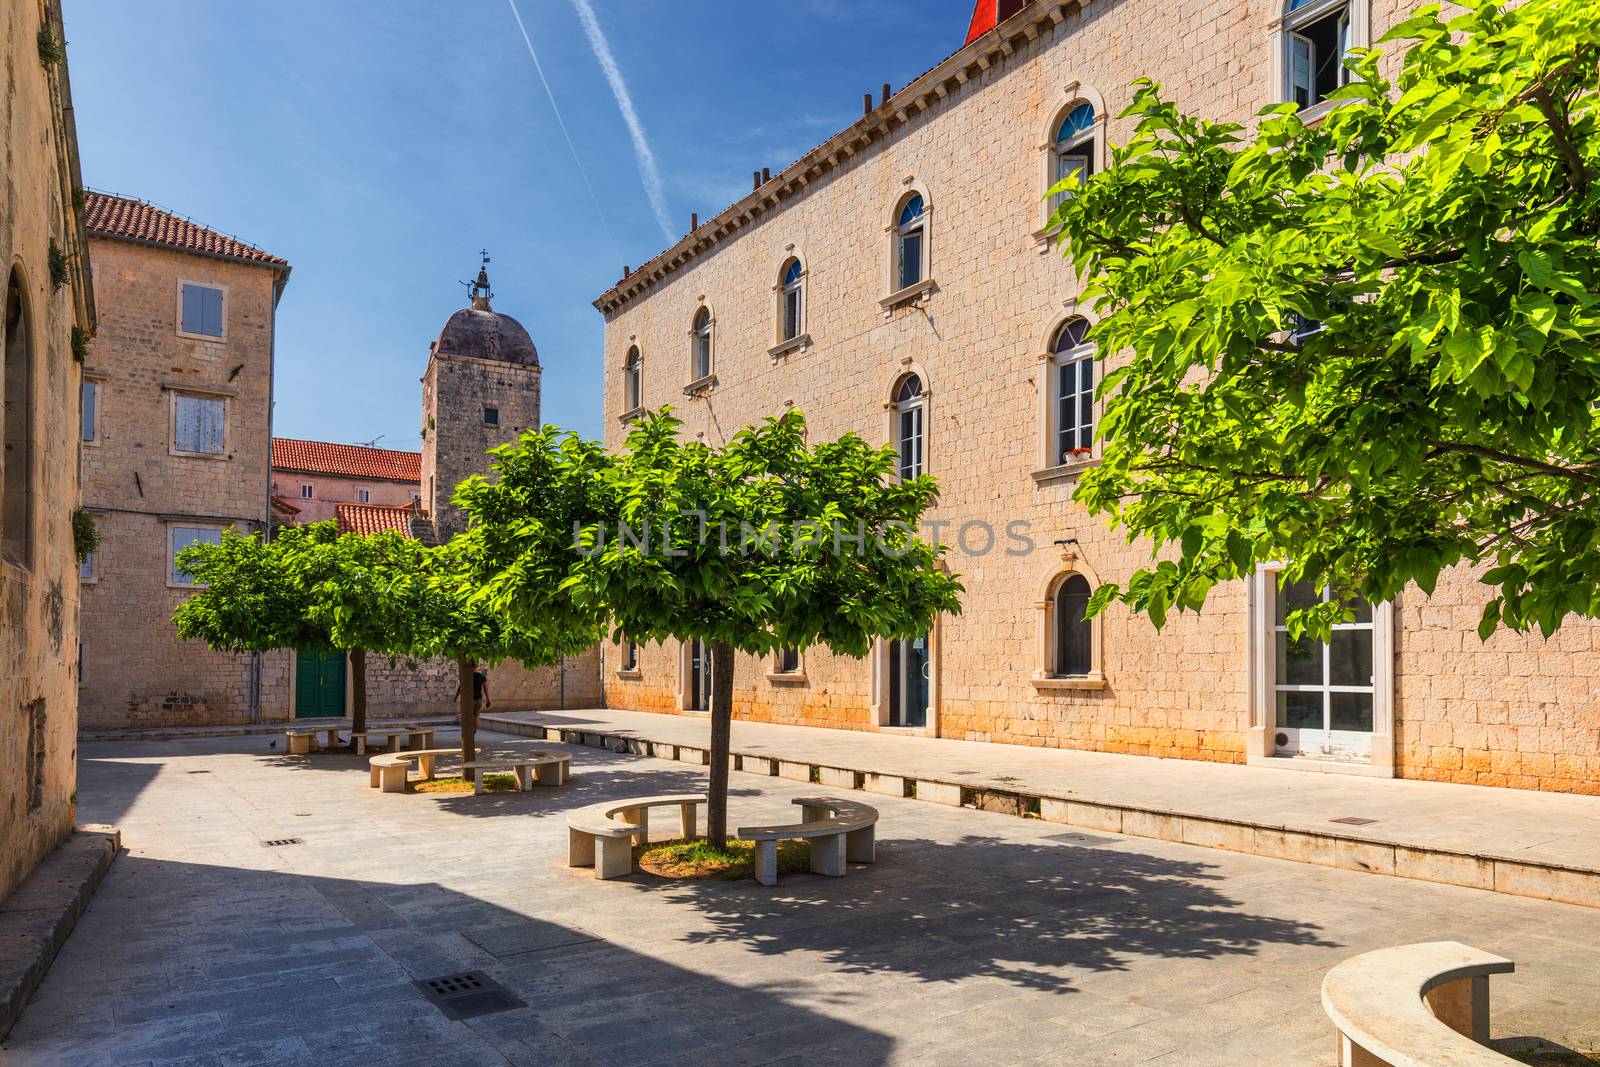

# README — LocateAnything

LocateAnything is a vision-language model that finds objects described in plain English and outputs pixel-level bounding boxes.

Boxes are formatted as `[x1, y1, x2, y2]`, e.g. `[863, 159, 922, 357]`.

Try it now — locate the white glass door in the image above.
[1272, 578, 1374, 760]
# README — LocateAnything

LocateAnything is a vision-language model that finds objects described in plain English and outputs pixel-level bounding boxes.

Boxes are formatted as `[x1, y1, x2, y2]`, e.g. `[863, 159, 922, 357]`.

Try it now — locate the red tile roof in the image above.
[272, 438, 421, 483]
[84, 191, 288, 269]
[335, 502, 416, 538]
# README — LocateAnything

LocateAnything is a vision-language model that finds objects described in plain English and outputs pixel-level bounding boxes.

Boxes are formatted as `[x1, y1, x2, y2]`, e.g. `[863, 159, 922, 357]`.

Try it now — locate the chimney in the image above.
[762, 167, 771, 184]
[882, 83, 891, 105]
[690, 212, 699, 231]
[623, 265, 631, 279]
[863, 92, 872, 115]
[753, 170, 762, 190]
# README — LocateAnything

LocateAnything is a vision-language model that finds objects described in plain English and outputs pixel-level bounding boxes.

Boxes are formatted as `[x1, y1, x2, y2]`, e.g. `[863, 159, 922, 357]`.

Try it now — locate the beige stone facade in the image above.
[594, 0, 1600, 795]
[78, 199, 291, 730]
[1, 0, 96, 901]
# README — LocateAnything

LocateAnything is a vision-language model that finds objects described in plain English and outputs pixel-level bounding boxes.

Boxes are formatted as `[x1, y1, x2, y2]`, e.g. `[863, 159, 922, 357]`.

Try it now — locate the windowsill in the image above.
[161, 380, 237, 398]
[614, 669, 642, 680]
[1290, 98, 1342, 127]
[768, 333, 812, 360]
[1031, 672, 1106, 691]
[683, 373, 718, 398]
[879, 277, 936, 312]
[175, 330, 227, 344]
[1031, 224, 1064, 252]
[766, 671, 807, 684]
[1032, 456, 1098, 484]
[169, 450, 230, 462]
[617, 405, 645, 423]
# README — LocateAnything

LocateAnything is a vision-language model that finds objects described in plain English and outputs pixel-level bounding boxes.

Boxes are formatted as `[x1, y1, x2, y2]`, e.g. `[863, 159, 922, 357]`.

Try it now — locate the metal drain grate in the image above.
[187, 770, 211, 774]
[415, 970, 524, 1020]
[1329, 816, 1379, 826]
[1045, 832, 1118, 846]
[260, 837, 304, 847]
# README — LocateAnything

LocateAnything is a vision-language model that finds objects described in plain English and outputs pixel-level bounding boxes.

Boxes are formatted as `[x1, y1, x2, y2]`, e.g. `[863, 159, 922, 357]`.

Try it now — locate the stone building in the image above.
[1, 0, 96, 901]
[270, 438, 421, 525]
[77, 192, 291, 730]
[594, 0, 1600, 795]
[261, 268, 600, 720]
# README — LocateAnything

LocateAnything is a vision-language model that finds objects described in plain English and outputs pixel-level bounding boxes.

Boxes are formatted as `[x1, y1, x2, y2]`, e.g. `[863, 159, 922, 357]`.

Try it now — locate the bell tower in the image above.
[419, 254, 542, 541]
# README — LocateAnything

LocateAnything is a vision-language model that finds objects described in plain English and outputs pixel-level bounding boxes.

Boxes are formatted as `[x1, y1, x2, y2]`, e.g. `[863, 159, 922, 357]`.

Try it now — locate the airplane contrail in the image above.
[569, 0, 677, 245]
[506, 0, 622, 263]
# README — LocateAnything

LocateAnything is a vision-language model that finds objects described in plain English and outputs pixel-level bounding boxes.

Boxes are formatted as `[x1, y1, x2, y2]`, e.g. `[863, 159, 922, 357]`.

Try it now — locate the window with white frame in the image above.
[300, 483, 314, 499]
[1283, 0, 1351, 110]
[894, 194, 926, 292]
[1050, 102, 1097, 209]
[169, 525, 223, 586]
[1272, 576, 1375, 751]
[894, 373, 925, 480]
[1048, 317, 1094, 466]
[179, 282, 225, 338]
[624, 345, 642, 410]
[691, 307, 713, 381]
[172, 393, 225, 455]
[81, 380, 100, 444]
[779, 258, 804, 343]
[356, 488, 371, 504]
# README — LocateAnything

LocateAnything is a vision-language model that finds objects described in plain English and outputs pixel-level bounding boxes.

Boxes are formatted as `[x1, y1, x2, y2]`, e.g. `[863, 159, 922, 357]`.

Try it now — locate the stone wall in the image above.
[421, 354, 539, 540]
[490, 645, 603, 712]
[595, 0, 1600, 793]
[78, 237, 282, 730]
[0, 0, 95, 901]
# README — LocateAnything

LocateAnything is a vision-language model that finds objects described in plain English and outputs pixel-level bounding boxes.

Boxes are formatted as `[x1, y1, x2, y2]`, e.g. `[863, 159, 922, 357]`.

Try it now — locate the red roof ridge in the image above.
[272, 438, 422, 483]
[84, 190, 288, 270]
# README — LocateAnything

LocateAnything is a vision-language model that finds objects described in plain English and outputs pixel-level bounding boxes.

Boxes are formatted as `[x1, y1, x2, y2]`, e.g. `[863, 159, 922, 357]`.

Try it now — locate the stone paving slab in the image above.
[3, 733, 1598, 1065]
[483, 708, 1600, 907]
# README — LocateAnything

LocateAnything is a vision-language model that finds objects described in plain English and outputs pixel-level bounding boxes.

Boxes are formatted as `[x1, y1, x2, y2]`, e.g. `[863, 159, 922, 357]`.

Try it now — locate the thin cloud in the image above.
[569, 0, 677, 244]
[506, 0, 621, 263]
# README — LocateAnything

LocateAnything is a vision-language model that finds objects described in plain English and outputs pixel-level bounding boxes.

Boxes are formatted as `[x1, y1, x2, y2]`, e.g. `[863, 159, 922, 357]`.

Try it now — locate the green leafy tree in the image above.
[175, 523, 428, 738]
[463, 411, 963, 846]
[1051, 0, 1600, 641]
[411, 534, 604, 779]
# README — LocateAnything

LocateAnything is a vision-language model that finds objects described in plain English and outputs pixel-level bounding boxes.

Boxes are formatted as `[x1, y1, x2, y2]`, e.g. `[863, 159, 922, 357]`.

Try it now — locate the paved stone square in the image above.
[4, 730, 1598, 1066]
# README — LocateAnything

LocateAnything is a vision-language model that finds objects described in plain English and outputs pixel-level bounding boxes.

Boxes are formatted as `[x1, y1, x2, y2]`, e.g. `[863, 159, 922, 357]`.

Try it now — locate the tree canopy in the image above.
[1051, 0, 1600, 641]
[461, 409, 963, 842]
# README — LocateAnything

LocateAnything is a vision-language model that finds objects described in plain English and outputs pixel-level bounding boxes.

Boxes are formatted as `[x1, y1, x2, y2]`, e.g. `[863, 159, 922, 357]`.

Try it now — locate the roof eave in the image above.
[591, 0, 1073, 314]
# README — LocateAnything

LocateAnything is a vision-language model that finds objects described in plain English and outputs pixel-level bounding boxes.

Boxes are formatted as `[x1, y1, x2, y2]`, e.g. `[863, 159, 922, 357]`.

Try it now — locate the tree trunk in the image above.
[350, 649, 367, 741]
[706, 640, 736, 847]
[457, 656, 477, 784]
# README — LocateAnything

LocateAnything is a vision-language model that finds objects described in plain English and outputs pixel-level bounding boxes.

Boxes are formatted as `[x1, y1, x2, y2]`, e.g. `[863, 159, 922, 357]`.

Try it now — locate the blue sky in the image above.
[63, 0, 974, 448]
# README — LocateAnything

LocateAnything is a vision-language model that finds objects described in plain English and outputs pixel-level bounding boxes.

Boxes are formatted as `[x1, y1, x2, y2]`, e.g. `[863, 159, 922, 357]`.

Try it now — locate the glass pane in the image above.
[1343, 596, 1372, 624]
[1275, 633, 1323, 686]
[1274, 577, 1319, 624]
[899, 231, 923, 289]
[1056, 102, 1095, 142]
[1276, 691, 1323, 730]
[898, 195, 923, 226]
[1055, 576, 1092, 675]
[1329, 629, 1373, 687]
[1330, 692, 1373, 733]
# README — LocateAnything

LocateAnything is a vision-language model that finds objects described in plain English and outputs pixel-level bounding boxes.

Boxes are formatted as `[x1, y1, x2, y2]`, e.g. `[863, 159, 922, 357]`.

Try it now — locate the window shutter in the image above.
[181, 285, 201, 334]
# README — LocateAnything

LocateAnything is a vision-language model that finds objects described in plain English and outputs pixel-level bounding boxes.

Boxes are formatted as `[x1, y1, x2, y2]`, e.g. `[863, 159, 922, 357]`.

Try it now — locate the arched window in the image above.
[623, 345, 642, 410]
[893, 373, 924, 480]
[691, 307, 713, 382]
[1051, 102, 1097, 207]
[1053, 574, 1093, 677]
[1048, 317, 1094, 466]
[779, 258, 804, 343]
[894, 194, 926, 292]
[1283, 0, 1352, 109]
[3, 268, 33, 566]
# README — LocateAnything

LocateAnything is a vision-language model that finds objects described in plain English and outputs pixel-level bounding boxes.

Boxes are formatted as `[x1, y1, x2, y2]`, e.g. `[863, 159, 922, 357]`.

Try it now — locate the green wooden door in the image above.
[295, 649, 346, 718]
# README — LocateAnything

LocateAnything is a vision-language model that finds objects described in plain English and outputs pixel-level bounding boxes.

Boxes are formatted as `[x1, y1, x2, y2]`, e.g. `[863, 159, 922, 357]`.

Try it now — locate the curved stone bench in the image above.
[1321, 941, 1516, 1066]
[458, 752, 571, 795]
[567, 794, 707, 880]
[737, 796, 878, 887]
[367, 748, 476, 793]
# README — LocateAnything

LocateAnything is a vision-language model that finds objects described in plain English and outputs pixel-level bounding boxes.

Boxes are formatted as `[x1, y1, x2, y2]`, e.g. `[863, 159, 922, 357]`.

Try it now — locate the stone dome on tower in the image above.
[430, 263, 539, 368]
